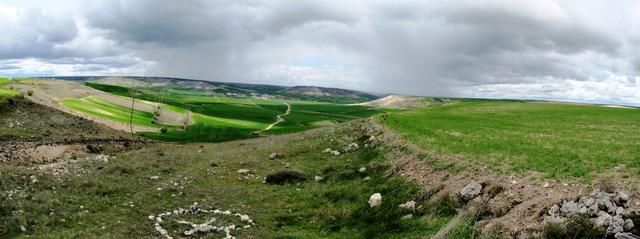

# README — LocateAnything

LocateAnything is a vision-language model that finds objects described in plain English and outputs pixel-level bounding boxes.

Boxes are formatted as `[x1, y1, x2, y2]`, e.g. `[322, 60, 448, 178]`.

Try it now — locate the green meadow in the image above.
[82, 82, 380, 142]
[382, 100, 640, 179]
[0, 78, 21, 98]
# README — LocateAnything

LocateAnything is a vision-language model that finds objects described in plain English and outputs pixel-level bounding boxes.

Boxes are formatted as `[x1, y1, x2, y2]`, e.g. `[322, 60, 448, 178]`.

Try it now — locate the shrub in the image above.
[26, 90, 33, 96]
[542, 215, 605, 239]
[160, 127, 168, 133]
[265, 170, 307, 185]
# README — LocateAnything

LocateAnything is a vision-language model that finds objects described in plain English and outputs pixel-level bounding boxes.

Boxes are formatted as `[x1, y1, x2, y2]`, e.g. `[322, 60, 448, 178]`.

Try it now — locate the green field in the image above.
[82, 82, 380, 142]
[0, 78, 20, 98]
[60, 97, 175, 129]
[382, 100, 640, 179]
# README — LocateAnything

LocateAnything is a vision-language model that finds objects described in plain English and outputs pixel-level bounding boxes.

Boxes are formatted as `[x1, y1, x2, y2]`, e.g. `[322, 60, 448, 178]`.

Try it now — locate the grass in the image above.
[0, 78, 20, 98]
[81, 82, 381, 143]
[381, 100, 640, 179]
[60, 96, 173, 129]
[0, 124, 471, 238]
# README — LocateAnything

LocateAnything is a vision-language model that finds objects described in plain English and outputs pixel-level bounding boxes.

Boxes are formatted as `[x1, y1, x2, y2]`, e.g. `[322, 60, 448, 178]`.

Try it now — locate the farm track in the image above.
[255, 101, 291, 134]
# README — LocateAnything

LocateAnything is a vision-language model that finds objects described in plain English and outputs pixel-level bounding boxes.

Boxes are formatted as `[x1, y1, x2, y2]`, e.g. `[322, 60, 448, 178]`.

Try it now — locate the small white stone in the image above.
[314, 175, 323, 182]
[543, 183, 550, 188]
[148, 215, 155, 220]
[399, 201, 416, 210]
[401, 214, 413, 220]
[359, 167, 367, 173]
[150, 176, 160, 180]
[368, 193, 382, 207]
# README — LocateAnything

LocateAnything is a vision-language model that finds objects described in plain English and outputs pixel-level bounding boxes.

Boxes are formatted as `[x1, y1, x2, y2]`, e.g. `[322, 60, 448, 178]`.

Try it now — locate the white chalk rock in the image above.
[368, 193, 382, 207]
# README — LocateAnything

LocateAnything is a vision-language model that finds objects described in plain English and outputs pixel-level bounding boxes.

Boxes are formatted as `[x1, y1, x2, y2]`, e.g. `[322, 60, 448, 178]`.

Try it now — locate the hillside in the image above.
[4, 78, 380, 143]
[0, 102, 476, 238]
[46, 76, 378, 104]
[283, 86, 378, 102]
[359, 95, 426, 108]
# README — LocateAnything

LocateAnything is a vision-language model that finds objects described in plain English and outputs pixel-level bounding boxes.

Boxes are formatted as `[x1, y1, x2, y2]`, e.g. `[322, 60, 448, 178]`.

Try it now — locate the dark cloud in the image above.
[0, 0, 638, 105]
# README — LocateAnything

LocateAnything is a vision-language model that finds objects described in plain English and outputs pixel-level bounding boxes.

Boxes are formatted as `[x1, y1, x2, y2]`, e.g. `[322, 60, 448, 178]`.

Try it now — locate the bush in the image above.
[542, 215, 605, 239]
[160, 127, 168, 133]
[26, 90, 33, 96]
[265, 170, 307, 185]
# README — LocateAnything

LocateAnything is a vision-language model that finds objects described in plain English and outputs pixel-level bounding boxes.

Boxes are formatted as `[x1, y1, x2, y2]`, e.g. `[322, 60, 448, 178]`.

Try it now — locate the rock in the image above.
[314, 176, 323, 182]
[577, 206, 588, 215]
[346, 143, 359, 151]
[330, 150, 340, 156]
[588, 204, 599, 216]
[237, 169, 251, 175]
[265, 170, 307, 185]
[359, 167, 366, 173]
[543, 182, 550, 188]
[548, 205, 560, 217]
[399, 201, 416, 210]
[560, 201, 579, 217]
[401, 214, 413, 220]
[543, 216, 565, 225]
[615, 207, 624, 216]
[594, 192, 616, 213]
[323, 148, 332, 153]
[363, 176, 371, 181]
[240, 215, 250, 222]
[595, 212, 612, 228]
[460, 181, 483, 201]
[150, 176, 160, 180]
[368, 193, 382, 207]
[614, 192, 629, 205]
[579, 196, 595, 207]
[625, 219, 635, 230]
[607, 215, 625, 235]
[20, 225, 26, 232]
[269, 153, 278, 160]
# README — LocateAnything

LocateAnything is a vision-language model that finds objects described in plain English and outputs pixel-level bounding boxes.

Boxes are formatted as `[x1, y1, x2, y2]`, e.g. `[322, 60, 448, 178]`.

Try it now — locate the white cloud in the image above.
[1, 0, 640, 105]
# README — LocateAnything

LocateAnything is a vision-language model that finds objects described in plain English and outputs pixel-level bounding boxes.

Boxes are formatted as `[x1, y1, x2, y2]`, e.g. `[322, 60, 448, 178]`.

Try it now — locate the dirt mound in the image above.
[358, 95, 424, 108]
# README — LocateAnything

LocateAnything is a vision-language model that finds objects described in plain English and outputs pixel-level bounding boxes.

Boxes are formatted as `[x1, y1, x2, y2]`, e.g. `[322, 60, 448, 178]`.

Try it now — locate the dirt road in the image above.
[255, 101, 290, 134]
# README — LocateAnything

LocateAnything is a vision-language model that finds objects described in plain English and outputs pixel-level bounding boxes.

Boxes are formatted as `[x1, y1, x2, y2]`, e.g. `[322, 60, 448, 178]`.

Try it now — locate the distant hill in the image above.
[282, 86, 378, 102]
[46, 76, 378, 103]
[359, 95, 426, 108]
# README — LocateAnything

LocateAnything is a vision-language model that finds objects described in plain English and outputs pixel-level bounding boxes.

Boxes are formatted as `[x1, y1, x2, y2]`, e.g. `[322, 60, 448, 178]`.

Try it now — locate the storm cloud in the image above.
[1, 0, 639, 105]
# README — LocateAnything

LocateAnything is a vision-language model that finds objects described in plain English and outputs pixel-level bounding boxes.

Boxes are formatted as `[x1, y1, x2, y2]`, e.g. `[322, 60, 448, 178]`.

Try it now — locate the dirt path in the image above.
[255, 101, 290, 134]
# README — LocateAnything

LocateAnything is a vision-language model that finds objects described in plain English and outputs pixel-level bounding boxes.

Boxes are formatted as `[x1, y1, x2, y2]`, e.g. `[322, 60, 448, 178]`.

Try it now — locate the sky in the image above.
[1, 0, 639, 106]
